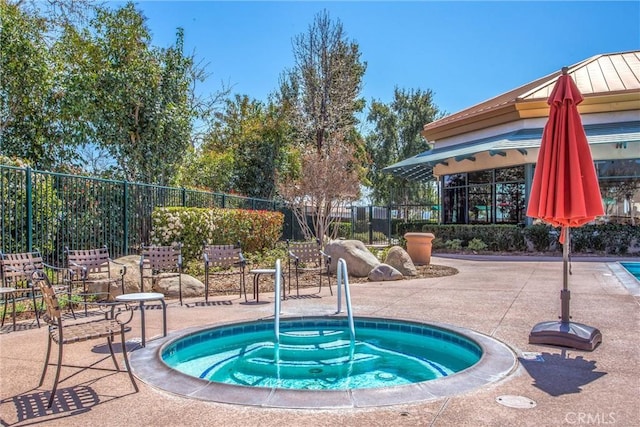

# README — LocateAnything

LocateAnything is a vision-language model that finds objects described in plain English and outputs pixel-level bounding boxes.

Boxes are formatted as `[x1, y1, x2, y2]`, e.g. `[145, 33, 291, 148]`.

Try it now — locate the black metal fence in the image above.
[1, 165, 438, 265]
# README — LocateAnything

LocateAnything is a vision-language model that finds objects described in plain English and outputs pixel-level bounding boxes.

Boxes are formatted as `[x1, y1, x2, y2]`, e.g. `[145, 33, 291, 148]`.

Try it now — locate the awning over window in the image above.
[383, 121, 640, 182]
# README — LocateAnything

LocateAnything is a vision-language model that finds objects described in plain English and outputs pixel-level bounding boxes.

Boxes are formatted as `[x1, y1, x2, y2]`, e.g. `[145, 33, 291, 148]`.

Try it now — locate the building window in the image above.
[596, 159, 640, 224]
[442, 166, 525, 225]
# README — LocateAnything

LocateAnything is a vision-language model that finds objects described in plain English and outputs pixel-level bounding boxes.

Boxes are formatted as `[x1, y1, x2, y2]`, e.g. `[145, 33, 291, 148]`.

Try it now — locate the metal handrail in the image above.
[336, 258, 355, 341]
[274, 259, 282, 343]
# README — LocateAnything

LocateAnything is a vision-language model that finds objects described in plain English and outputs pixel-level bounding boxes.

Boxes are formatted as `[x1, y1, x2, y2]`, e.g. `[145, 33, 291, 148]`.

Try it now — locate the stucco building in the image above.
[384, 51, 640, 225]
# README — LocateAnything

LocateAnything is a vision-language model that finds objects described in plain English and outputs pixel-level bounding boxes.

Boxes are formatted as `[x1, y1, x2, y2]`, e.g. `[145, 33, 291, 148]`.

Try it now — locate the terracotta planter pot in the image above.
[404, 232, 435, 265]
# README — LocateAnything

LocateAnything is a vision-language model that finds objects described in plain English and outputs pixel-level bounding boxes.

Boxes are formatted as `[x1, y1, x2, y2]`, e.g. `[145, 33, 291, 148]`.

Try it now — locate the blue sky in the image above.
[124, 1, 639, 117]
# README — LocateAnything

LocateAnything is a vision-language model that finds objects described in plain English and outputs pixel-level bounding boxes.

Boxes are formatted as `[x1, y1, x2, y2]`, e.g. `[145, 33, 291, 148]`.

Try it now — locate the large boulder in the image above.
[116, 255, 144, 294]
[153, 274, 205, 299]
[384, 246, 417, 277]
[324, 240, 380, 277]
[368, 264, 404, 281]
[114, 255, 205, 298]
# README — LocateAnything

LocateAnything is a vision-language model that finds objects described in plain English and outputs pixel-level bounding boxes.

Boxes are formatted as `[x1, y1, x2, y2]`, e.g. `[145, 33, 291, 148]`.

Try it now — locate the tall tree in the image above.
[0, 2, 63, 168]
[277, 10, 367, 241]
[366, 87, 443, 205]
[55, 3, 202, 184]
[191, 94, 289, 199]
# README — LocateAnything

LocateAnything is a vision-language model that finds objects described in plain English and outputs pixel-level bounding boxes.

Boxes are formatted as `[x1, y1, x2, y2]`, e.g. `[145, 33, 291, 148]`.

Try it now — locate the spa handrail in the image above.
[274, 259, 282, 342]
[336, 258, 355, 341]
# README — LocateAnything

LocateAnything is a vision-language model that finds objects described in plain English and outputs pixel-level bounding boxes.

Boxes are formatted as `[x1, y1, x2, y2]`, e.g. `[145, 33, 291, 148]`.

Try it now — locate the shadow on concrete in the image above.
[520, 350, 607, 396]
[6, 385, 96, 424]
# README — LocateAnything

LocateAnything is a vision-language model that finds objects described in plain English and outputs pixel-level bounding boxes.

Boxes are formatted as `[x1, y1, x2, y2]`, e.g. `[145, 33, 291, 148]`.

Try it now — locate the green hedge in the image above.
[395, 222, 640, 255]
[150, 207, 284, 262]
[329, 222, 352, 239]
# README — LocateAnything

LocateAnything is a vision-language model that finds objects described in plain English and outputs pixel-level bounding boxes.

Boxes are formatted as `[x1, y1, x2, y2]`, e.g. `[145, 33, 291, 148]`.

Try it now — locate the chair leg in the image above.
[106, 336, 120, 370]
[67, 287, 76, 320]
[47, 340, 64, 408]
[1, 294, 8, 327]
[38, 335, 53, 387]
[82, 280, 90, 316]
[327, 267, 333, 296]
[119, 328, 139, 392]
[30, 289, 41, 328]
[239, 274, 247, 302]
[204, 273, 209, 304]
[295, 266, 300, 297]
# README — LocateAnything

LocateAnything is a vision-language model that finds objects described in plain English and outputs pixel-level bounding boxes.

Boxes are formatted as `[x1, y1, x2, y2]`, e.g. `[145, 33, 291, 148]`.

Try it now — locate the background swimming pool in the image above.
[620, 262, 640, 280]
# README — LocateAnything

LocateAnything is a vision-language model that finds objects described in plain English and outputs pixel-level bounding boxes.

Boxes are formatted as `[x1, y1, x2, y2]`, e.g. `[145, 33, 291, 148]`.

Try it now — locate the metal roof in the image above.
[423, 51, 640, 134]
[383, 121, 640, 182]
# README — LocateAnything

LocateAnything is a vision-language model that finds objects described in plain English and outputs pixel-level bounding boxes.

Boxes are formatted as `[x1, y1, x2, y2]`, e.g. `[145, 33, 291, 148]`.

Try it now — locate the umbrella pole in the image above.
[561, 226, 570, 323]
[529, 225, 602, 351]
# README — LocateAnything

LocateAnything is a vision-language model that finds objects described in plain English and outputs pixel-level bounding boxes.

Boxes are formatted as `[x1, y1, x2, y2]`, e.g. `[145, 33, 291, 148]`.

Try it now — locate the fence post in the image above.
[368, 205, 373, 245]
[181, 187, 186, 206]
[387, 206, 392, 246]
[350, 206, 355, 240]
[26, 167, 33, 251]
[123, 181, 129, 256]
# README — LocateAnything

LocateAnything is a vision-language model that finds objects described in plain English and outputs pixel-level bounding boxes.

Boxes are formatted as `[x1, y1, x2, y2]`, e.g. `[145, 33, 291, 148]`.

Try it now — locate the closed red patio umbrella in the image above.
[526, 67, 604, 351]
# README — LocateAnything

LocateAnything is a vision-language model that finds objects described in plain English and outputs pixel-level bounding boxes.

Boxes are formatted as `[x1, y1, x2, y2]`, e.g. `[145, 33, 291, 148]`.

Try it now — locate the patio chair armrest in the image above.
[42, 262, 66, 273]
[3, 264, 21, 273]
[67, 260, 89, 278]
[320, 251, 331, 266]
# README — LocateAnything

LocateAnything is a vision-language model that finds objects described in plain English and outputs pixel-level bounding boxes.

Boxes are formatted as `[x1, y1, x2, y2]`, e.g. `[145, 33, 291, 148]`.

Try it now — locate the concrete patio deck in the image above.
[1, 256, 638, 426]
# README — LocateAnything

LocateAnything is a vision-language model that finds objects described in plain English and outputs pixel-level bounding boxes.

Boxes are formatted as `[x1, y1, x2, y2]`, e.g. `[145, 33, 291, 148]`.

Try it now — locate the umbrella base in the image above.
[529, 321, 602, 351]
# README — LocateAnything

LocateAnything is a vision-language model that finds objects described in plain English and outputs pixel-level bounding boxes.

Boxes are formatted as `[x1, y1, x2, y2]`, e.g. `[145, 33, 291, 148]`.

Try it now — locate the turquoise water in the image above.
[162, 318, 482, 390]
[620, 262, 640, 280]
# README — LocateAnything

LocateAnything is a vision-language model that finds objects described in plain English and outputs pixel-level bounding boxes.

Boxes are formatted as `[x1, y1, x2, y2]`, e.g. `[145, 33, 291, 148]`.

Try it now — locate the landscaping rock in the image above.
[368, 264, 404, 281]
[153, 274, 204, 298]
[115, 254, 205, 298]
[116, 255, 144, 294]
[384, 246, 417, 276]
[324, 239, 381, 277]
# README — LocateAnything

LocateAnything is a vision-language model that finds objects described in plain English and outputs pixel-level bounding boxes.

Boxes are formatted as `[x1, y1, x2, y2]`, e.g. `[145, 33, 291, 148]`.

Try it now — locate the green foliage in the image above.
[467, 238, 488, 251]
[2, 2, 209, 179]
[329, 222, 352, 239]
[365, 87, 443, 205]
[351, 230, 388, 244]
[571, 224, 640, 255]
[173, 148, 235, 192]
[522, 224, 552, 252]
[417, 224, 527, 252]
[0, 2, 72, 169]
[199, 95, 290, 198]
[444, 239, 463, 250]
[396, 223, 639, 255]
[374, 246, 391, 261]
[0, 156, 62, 253]
[63, 5, 196, 184]
[244, 242, 288, 269]
[150, 207, 284, 262]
